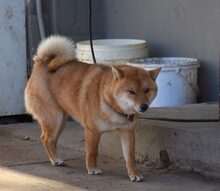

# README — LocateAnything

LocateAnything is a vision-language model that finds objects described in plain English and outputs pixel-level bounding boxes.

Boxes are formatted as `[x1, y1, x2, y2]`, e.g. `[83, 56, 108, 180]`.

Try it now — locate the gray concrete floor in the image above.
[0, 122, 219, 191]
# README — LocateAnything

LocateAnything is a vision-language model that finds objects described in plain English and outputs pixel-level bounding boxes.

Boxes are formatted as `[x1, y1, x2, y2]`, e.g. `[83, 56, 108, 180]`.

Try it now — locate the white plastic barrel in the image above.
[76, 39, 148, 65]
[128, 57, 200, 107]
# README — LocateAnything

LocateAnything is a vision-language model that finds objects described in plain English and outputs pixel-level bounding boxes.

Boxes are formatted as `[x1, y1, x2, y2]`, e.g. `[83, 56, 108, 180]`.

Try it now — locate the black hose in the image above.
[139, 117, 219, 123]
[89, 0, 96, 64]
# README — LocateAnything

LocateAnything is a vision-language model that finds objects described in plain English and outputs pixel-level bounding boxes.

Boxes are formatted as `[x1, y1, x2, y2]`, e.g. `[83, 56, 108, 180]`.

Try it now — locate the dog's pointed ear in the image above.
[149, 68, 161, 81]
[111, 66, 123, 80]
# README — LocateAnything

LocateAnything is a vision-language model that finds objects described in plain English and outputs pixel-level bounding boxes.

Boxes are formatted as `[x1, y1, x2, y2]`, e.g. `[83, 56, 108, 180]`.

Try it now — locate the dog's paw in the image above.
[128, 171, 143, 182]
[51, 158, 65, 166]
[87, 168, 103, 175]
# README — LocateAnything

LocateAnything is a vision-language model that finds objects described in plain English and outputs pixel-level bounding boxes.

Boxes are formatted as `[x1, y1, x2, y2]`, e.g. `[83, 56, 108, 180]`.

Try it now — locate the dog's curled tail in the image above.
[34, 35, 75, 72]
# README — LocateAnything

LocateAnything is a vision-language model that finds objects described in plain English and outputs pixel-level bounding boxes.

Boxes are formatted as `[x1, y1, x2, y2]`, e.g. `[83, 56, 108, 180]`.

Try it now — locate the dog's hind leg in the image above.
[25, 86, 67, 165]
[39, 111, 67, 166]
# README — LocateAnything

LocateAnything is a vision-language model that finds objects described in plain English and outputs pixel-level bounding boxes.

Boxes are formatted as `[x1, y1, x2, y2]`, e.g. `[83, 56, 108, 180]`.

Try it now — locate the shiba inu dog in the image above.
[24, 35, 160, 182]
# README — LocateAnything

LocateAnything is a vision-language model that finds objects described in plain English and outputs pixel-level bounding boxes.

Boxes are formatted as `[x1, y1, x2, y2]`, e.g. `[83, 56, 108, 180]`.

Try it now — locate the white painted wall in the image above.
[0, 0, 26, 116]
[103, 0, 220, 102]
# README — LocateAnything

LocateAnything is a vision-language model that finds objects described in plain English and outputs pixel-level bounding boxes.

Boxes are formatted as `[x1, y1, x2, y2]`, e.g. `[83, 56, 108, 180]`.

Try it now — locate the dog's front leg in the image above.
[119, 128, 143, 182]
[84, 128, 102, 175]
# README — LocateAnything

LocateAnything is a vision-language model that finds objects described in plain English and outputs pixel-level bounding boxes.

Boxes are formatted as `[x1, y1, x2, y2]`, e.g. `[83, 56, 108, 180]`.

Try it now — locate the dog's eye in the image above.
[128, 89, 136, 95]
[144, 89, 150, 94]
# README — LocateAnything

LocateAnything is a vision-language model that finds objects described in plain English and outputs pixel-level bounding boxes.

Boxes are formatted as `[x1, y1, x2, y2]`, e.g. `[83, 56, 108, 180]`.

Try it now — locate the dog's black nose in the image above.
[140, 104, 148, 112]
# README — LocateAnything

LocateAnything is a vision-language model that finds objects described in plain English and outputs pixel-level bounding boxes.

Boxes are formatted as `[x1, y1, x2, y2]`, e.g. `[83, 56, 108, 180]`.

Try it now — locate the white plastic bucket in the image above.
[76, 39, 148, 65]
[128, 57, 200, 107]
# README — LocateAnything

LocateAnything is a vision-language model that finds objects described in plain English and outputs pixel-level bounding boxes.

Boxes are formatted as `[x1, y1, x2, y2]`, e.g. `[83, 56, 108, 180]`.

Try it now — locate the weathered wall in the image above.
[103, 0, 220, 102]
[26, 0, 219, 102]
[0, 0, 26, 116]
[26, 0, 105, 74]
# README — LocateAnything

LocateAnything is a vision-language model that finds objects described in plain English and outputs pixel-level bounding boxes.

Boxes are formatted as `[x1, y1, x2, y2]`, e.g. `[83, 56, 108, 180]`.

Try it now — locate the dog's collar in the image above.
[103, 98, 135, 122]
[113, 110, 135, 122]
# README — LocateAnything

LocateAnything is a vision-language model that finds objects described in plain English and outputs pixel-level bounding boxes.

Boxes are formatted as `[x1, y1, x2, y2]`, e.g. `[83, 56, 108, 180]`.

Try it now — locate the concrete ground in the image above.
[0, 122, 220, 191]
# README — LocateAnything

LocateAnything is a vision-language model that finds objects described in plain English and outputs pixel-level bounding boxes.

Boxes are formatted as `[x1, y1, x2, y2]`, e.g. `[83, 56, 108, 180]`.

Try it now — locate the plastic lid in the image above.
[128, 57, 200, 68]
[76, 39, 147, 50]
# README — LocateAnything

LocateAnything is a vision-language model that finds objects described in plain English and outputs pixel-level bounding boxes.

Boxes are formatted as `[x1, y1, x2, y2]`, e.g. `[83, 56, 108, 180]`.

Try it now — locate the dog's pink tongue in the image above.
[127, 115, 134, 122]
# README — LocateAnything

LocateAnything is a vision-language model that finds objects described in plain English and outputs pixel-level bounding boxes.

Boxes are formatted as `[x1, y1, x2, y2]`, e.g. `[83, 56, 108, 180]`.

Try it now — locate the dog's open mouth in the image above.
[127, 114, 135, 122]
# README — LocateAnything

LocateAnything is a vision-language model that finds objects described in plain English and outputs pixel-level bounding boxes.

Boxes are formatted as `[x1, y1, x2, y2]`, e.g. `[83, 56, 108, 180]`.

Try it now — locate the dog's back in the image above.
[25, 36, 73, 120]
[25, 36, 106, 125]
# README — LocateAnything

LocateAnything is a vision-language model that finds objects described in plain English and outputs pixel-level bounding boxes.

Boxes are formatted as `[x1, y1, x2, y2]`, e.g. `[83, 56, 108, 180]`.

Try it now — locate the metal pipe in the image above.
[36, 0, 45, 39]
[51, 0, 58, 34]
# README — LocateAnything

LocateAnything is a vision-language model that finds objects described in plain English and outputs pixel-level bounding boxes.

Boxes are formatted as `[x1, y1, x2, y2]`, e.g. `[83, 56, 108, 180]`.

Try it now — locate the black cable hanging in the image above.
[89, 0, 96, 64]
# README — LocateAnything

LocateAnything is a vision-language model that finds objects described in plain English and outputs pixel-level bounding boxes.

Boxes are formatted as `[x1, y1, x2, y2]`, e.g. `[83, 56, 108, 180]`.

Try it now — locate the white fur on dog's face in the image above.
[117, 93, 136, 114]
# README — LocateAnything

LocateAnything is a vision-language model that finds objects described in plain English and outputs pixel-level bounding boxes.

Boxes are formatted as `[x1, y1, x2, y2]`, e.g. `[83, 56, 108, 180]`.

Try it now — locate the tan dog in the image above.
[25, 36, 160, 182]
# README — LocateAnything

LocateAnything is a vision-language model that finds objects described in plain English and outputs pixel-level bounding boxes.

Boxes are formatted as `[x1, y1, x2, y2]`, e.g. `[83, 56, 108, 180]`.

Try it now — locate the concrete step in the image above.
[100, 103, 220, 180]
[140, 102, 219, 120]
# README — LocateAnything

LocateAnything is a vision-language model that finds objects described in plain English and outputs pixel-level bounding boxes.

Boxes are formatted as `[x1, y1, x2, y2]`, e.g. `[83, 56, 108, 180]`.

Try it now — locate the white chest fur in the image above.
[96, 98, 137, 132]
[96, 119, 137, 132]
